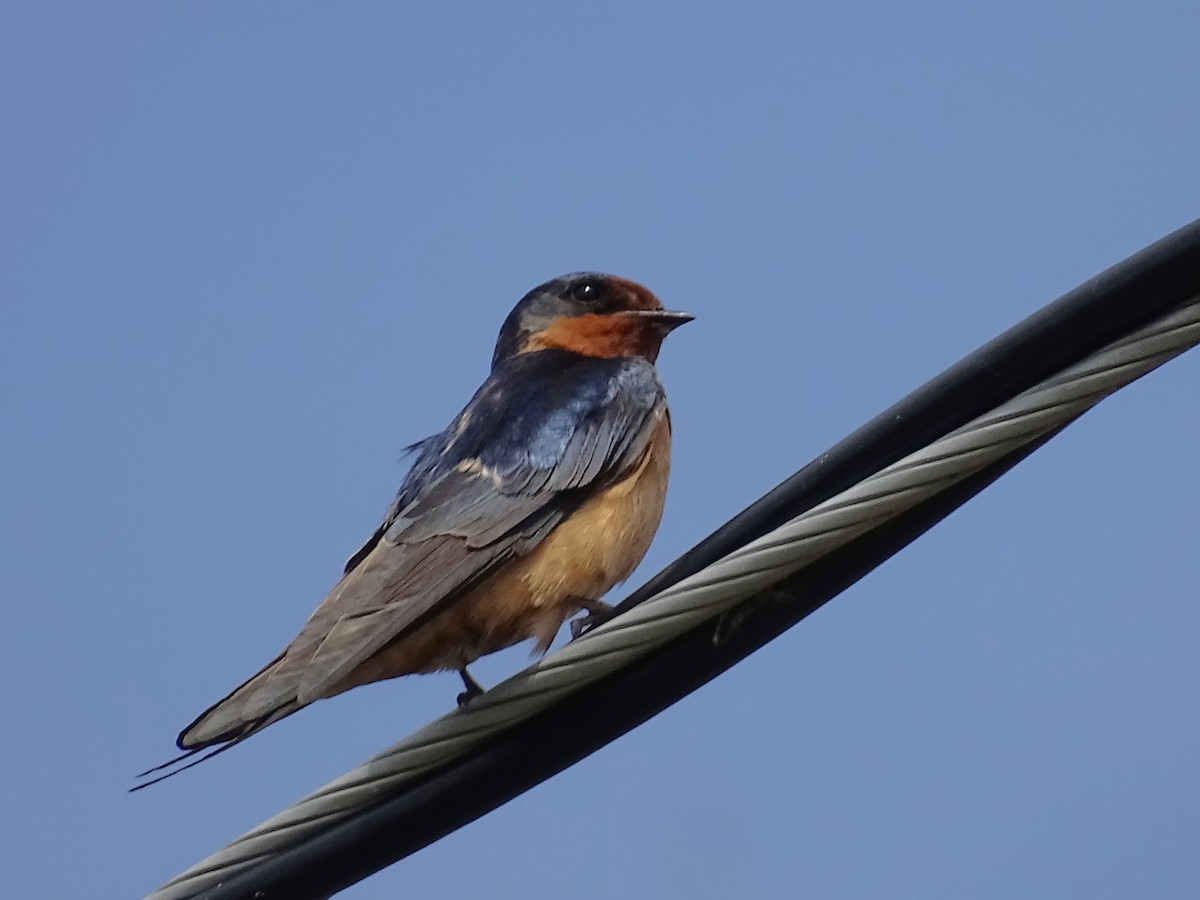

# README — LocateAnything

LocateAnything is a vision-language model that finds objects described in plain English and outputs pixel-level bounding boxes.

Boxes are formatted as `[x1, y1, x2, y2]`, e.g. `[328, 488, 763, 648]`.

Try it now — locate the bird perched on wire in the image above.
[135, 272, 692, 789]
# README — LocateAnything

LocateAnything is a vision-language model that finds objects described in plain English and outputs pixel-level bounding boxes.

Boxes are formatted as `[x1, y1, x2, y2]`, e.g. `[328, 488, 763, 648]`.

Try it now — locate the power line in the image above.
[147, 219, 1200, 900]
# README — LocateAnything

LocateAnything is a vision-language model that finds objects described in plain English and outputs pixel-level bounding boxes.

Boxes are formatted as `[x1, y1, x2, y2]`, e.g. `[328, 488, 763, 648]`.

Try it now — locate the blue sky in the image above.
[3, 3, 1198, 898]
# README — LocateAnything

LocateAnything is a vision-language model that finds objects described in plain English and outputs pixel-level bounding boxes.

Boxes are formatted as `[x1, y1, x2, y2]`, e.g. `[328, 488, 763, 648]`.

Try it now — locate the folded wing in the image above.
[179, 351, 664, 748]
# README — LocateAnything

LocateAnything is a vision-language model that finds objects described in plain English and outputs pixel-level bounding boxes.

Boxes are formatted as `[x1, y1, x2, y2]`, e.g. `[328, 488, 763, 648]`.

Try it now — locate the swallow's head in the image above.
[493, 272, 693, 367]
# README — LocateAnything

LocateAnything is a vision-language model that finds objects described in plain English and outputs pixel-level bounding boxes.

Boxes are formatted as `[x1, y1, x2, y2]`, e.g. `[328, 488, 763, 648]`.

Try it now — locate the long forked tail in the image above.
[131, 654, 304, 792]
[130, 702, 300, 791]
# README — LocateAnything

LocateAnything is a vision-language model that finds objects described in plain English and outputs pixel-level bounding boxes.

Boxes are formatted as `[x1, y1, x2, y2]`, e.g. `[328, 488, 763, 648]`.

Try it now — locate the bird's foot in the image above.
[456, 666, 486, 708]
[569, 600, 618, 640]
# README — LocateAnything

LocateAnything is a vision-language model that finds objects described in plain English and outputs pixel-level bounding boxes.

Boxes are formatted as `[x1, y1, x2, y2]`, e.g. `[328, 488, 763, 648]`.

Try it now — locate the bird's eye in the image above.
[569, 280, 601, 304]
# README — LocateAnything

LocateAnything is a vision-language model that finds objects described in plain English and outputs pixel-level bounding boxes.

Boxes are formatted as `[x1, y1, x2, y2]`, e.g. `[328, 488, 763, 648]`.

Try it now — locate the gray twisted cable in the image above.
[149, 295, 1200, 900]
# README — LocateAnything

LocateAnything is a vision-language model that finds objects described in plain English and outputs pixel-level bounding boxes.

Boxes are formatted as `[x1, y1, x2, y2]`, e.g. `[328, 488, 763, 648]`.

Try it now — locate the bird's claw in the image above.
[456, 667, 485, 708]
[570, 603, 617, 640]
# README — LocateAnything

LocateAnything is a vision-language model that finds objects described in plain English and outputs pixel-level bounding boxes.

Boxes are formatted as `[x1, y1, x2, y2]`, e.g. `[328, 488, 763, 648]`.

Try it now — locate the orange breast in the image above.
[334, 410, 674, 687]
[511, 409, 673, 647]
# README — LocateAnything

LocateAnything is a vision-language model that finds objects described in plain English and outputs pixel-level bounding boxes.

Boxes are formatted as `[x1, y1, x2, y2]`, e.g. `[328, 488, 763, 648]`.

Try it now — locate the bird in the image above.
[134, 272, 692, 789]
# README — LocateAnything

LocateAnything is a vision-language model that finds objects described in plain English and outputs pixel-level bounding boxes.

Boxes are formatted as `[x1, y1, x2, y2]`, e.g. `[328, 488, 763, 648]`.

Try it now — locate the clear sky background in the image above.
[3, 4, 1198, 898]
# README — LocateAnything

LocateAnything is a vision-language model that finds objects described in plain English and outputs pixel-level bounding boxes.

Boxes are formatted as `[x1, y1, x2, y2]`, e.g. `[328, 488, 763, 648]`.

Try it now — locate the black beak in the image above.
[622, 309, 696, 332]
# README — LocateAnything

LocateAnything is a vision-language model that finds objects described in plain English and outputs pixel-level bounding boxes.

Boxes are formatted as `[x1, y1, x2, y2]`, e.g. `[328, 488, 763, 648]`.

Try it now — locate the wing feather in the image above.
[244, 351, 665, 714]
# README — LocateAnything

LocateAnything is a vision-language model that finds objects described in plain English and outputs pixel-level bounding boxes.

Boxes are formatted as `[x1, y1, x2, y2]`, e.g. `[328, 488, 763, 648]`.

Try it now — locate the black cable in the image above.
[192, 218, 1200, 899]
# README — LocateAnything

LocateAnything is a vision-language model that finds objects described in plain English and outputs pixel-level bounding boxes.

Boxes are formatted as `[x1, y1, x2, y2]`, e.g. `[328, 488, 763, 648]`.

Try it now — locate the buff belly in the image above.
[335, 414, 672, 690]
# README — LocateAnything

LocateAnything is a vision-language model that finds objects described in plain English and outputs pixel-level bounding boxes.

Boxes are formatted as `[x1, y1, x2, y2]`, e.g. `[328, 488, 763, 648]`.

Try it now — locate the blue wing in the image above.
[347, 349, 663, 566]
[184, 350, 667, 737]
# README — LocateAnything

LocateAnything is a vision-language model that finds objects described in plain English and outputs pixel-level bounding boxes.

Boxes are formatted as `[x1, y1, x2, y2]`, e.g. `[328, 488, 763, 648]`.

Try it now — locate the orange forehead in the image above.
[522, 313, 667, 361]
[607, 276, 663, 312]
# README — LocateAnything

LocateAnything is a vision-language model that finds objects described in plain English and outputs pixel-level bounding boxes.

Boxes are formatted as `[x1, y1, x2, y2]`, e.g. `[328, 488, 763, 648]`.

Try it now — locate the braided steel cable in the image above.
[148, 292, 1200, 900]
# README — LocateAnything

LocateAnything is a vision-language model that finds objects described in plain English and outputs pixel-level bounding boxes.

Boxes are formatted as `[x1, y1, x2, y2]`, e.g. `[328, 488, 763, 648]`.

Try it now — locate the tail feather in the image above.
[130, 701, 301, 791]
[130, 653, 306, 792]
[175, 652, 289, 750]
[135, 746, 203, 779]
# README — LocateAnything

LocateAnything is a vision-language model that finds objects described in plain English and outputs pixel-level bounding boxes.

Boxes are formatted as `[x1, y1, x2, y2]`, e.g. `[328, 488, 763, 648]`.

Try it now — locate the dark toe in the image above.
[570, 607, 618, 640]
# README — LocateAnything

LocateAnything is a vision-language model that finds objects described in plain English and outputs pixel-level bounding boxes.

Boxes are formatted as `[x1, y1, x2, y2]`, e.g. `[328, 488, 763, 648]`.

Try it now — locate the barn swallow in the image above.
[135, 272, 691, 788]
